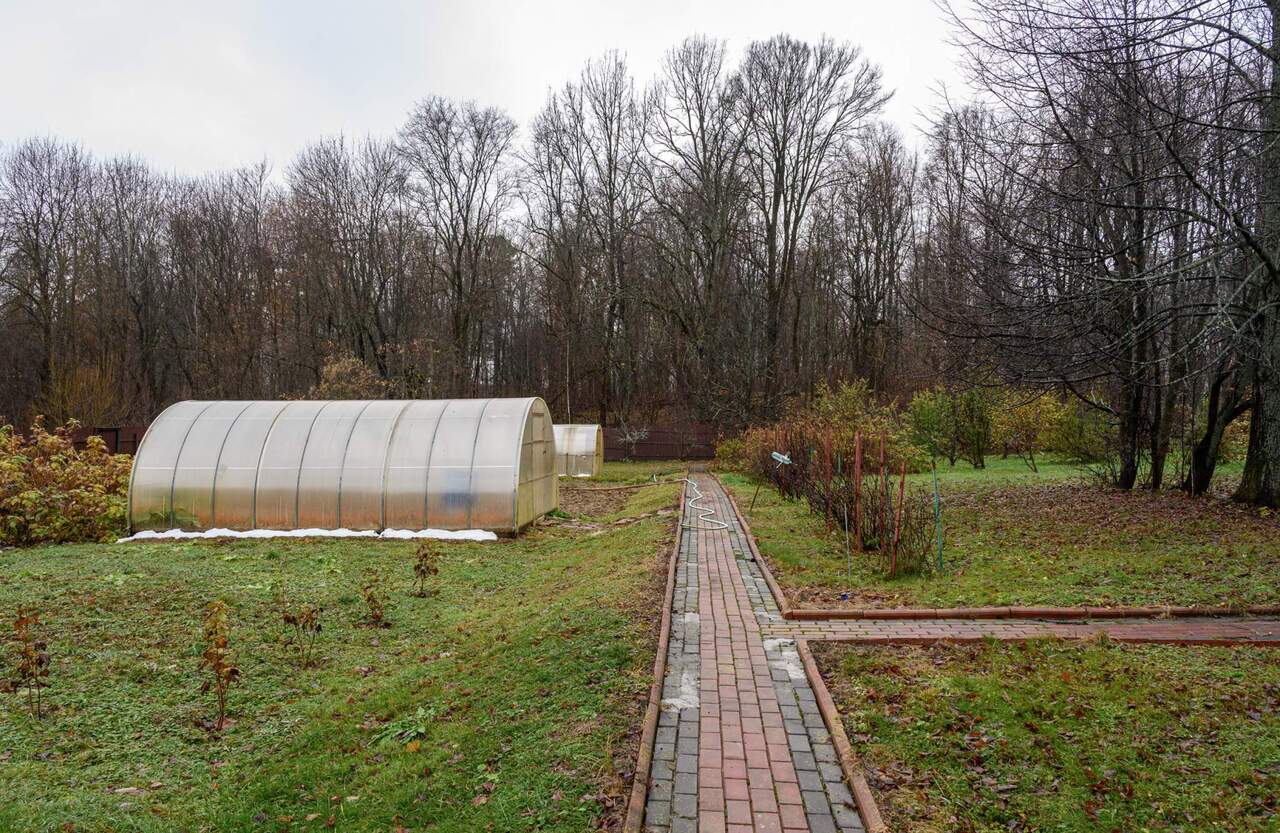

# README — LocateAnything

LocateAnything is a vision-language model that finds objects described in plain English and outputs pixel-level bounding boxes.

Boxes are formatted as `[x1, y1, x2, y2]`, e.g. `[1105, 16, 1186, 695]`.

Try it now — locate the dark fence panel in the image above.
[71, 425, 147, 455]
[603, 425, 716, 461]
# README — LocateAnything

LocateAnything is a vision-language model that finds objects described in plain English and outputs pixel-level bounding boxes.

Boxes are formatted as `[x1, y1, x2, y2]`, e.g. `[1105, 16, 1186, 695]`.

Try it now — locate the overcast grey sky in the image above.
[0, 0, 964, 176]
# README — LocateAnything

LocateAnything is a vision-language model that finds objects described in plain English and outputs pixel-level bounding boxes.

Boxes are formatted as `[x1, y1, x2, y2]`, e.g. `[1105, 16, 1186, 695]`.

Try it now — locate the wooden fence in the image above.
[603, 425, 716, 461]
[71, 426, 147, 455]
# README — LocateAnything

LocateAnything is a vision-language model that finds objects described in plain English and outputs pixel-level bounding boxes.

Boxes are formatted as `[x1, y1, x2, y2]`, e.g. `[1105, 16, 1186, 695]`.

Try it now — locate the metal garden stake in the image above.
[750, 451, 792, 512]
[932, 461, 944, 572]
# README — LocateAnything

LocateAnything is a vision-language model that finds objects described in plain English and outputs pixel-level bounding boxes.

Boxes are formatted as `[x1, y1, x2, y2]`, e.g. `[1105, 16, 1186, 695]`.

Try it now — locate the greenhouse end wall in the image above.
[128, 398, 557, 535]
[553, 424, 604, 477]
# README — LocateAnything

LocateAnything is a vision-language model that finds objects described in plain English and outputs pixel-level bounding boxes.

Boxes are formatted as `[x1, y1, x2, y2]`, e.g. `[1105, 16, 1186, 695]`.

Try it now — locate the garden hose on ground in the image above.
[681, 477, 729, 531]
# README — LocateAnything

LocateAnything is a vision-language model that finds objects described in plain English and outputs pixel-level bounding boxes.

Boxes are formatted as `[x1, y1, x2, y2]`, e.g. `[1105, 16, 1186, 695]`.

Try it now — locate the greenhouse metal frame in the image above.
[128, 398, 558, 535]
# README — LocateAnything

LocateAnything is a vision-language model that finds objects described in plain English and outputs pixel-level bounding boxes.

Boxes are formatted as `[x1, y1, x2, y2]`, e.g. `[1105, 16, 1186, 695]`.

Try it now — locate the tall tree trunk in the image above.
[1236, 3, 1280, 506]
[1117, 377, 1144, 489]
[1186, 367, 1246, 496]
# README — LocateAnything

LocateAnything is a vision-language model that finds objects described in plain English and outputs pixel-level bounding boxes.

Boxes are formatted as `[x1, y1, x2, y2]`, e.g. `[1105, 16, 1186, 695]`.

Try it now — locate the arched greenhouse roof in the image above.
[128, 398, 557, 535]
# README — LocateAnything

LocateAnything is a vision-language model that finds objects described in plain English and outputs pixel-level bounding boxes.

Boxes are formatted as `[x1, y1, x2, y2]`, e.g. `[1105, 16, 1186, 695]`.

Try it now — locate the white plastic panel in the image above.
[470, 399, 528, 532]
[426, 399, 491, 530]
[553, 423, 604, 477]
[169, 401, 253, 529]
[383, 400, 450, 529]
[254, 401, 327, 529]
[296, 400, 370, 530]
[212, 401, 290, 529]
[338, 400, 411, 530]
[129, 401, 213, 531]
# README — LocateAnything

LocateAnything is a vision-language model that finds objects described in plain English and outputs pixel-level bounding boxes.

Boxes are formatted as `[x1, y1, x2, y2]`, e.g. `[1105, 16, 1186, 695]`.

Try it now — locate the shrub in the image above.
[719, 381, 936, 579]
[953, 388, 995, 468]
[11, 607, 50, 718]
[359, 571, 389, 627]
[1048, 400, 1112, 463]
[198, 600, 239, 733]
[306, 355, 388, 399]
[801, 456, 938, 579]
[412, 541, 441, 597]
[0, 419, 132, 546]
[907, 385, 1002, 468]
[280, 603, 322, 668]
[722, 381, 926, 491]
[908, 388, 960, 465]
[713, 434, 751, 471]
[991, 390, 1067, 472]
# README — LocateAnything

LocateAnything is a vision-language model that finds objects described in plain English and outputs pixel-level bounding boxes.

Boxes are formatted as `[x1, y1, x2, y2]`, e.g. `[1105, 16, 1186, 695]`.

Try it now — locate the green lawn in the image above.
[815, 640, 1280, 832]
[588, 460, 689, 484]
[0, 487, 677, 832]
[720, 458, 1280, 609]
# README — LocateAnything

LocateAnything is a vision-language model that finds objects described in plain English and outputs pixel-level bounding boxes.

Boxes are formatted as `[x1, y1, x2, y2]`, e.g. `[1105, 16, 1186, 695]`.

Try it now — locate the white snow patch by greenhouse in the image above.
[118, 527, 497, 543]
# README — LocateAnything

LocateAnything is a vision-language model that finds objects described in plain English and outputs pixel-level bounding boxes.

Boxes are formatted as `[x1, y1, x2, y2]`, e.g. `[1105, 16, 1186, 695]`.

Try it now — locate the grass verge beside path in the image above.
[814, 640, 1280, 832]
[0, 491, 677, 832]
[719, 458, 1280, 609]
[588, 461, 689, 485]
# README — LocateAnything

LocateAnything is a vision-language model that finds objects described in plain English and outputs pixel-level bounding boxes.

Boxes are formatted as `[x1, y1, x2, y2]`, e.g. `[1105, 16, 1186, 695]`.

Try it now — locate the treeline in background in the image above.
[2, 0, 1278, 505]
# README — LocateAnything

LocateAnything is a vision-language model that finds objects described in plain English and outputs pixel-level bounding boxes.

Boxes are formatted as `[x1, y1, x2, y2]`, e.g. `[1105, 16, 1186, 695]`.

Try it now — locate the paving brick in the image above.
[673, 792, 697, 819]
[801, 791, 829, 815]
[646, 798, 672, 826]
[806, 814, 838, 833]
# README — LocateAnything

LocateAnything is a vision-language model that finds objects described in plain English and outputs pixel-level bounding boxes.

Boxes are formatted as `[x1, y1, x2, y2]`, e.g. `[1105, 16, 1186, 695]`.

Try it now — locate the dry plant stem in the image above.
[13, 608, 49, 719]
[198, 600, 239, 733]
[854, 431, 863, 552]
[891, 459, 907, 577]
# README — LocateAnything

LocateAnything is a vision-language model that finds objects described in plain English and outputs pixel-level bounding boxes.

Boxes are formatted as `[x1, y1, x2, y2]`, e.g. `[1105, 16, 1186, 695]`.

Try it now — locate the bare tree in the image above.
[734, 34, 890, 415]
[399, 98, 517, 395]
[644, 36, 751, 422]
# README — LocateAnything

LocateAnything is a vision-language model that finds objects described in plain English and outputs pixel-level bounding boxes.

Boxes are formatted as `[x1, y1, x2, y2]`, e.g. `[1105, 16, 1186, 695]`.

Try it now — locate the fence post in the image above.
[843, 503, 852, 588]
[878, 435, 888, 554]
[853, 431, 863, 552]
[932, 460, 944, 573]
[891, 459, 907, 577]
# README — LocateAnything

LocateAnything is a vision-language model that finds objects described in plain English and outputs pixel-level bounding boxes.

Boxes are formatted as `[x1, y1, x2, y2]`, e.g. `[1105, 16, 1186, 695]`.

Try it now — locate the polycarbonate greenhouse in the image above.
[128, 398, 558, 535]
[553, 424, 604, 477]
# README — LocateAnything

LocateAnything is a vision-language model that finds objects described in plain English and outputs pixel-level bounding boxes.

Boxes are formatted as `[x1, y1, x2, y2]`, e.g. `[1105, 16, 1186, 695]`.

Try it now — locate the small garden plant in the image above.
[198, 600, 239, 733]
[412, 541, 441, 597]
[280, 602, 322, 668]
[11, 607, 50, 718]
[360, 571, 389, 627]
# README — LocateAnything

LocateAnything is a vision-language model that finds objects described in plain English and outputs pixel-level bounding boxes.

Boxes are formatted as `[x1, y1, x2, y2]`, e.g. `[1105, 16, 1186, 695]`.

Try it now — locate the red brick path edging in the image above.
[785, 603, 1280, 620]
[716, 474, 1280, 623]
[622, 480, 688, 833]
[794, 640, 885, 833]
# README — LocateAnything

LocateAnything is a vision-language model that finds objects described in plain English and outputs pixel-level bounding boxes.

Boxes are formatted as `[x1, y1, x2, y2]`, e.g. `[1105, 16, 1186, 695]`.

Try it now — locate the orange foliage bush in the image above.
[0, 419, 132, 546]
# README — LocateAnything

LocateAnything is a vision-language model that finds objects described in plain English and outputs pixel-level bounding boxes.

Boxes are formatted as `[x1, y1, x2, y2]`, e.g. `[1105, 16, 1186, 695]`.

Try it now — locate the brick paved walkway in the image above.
[645, 475, 861, 833]
[640, 475, 1280, 833]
